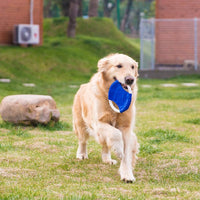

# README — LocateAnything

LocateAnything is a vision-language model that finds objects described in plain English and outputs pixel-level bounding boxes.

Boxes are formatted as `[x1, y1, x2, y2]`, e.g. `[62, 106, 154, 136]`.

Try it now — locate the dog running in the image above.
[72, 53, 139, 183]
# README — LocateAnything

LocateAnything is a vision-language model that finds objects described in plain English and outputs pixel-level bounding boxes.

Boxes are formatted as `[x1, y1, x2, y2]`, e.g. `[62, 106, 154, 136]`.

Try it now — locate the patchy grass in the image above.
[184, 118, 200, 125]
[0, 76, 200, 199]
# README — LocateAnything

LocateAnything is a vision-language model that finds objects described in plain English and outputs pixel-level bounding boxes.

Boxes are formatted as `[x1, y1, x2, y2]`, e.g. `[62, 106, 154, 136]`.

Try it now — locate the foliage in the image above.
[44, 0, 62, 18]
[144, 0, 156, 18]
[110, 0, 154, 34]
[43, 0, 155, 34]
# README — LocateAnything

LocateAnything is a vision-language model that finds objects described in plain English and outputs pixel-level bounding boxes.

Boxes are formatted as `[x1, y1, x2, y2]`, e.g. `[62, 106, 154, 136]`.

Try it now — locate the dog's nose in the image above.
[125, 76, 134, 85]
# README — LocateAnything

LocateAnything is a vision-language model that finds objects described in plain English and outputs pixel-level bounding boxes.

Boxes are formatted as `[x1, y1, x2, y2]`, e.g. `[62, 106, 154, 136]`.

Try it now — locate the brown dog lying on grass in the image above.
[72, 53, 139, 183]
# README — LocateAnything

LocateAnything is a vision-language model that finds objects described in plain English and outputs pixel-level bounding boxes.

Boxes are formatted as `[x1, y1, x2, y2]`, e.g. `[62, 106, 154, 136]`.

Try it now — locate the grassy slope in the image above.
[0, 17, 140, 84]
[0, 18, 200, 199]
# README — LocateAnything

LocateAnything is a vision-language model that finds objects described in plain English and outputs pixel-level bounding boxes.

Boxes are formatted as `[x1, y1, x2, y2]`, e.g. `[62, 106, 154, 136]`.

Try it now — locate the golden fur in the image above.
[72, 53, 139, 182]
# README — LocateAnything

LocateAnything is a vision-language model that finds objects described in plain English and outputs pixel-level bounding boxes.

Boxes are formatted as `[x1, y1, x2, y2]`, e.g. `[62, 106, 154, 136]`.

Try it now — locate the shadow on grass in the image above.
[0, 121, 71, 131]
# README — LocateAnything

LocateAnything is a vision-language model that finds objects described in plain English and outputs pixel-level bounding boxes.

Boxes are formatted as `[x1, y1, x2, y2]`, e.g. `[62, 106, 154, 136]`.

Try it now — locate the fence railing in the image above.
[140, 18, 200, 70]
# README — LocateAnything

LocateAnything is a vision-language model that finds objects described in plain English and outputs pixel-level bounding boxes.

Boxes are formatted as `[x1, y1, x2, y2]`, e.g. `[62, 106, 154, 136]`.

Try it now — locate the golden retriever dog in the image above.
[72, 53, 139, 183]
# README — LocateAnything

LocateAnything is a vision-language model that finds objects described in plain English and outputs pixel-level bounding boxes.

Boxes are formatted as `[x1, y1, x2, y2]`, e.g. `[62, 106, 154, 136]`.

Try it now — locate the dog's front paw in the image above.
[119, 167, 135, 183]
[121, 175, 136, 183]
[76, 153, 88, 160]
[103, 158, 117, 165]
[109, 159, 117, 165]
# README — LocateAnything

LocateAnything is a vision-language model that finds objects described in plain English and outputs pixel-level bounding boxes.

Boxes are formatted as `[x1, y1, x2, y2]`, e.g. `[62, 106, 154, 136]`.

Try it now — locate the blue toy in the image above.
[108, 80, 132, 113]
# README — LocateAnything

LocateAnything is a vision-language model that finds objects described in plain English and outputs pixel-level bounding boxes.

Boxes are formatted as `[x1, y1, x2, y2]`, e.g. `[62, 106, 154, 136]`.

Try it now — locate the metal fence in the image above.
[140, 18, 200, 70]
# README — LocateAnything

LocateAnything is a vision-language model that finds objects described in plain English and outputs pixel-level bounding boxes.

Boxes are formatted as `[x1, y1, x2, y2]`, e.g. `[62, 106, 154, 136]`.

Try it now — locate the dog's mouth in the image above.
[113, 76, 128, 90]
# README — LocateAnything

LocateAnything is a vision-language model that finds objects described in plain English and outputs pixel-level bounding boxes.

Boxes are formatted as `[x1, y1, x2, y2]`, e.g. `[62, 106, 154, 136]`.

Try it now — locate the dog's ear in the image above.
[134, 62, 139, 78]
[98, 54, 116, 72]
[97, 57, 109, 73]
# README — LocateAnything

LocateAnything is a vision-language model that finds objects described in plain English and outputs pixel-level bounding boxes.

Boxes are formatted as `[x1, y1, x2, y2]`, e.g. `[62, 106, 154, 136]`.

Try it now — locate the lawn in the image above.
[0, 75, 200, 199]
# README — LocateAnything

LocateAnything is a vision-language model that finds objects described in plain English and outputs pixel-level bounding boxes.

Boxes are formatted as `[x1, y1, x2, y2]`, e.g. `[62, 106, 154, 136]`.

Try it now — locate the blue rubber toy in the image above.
[108, 80, 132, 113]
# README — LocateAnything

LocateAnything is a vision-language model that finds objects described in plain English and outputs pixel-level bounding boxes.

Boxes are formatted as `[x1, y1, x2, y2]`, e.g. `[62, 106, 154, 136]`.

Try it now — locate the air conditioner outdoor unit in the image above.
[13, 24, 40, 45]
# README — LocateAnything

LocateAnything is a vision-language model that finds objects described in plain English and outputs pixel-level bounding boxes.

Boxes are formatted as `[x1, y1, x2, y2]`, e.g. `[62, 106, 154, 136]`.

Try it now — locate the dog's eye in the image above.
[116, 64, 122, 68]
[132, 65, 134, 69]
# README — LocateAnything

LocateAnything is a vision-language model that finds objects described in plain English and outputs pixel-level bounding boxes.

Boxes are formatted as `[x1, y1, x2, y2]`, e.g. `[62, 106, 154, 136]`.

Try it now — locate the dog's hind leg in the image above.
[74, 121, 89, 160]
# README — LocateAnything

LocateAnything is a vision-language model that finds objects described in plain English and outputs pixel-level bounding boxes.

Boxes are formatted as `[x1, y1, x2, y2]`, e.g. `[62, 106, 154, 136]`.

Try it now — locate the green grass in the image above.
[0, 17, 200, 199]
[0, 18, 140, 90]
[1, 77, 200, 200]
[184, 118, 200, 125]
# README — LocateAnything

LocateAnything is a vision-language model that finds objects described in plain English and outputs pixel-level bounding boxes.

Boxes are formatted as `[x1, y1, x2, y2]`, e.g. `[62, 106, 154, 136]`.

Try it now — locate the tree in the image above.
[59, 0, 70, 16]
[67, 0, 80, 37]
[145, 0, 155, 18]
[88, 0, 99, 17]
[78, 0, 83, 17]
[118, 0, 154, 34]
[120, 0, 133, 32]
[103, 0, 115, 17]
[59, 0, 82, 17]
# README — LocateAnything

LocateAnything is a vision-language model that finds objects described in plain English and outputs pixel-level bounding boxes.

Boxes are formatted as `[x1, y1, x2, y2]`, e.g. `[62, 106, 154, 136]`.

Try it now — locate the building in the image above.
[0, 0, 43, 45]
[155, 0, 200, 67]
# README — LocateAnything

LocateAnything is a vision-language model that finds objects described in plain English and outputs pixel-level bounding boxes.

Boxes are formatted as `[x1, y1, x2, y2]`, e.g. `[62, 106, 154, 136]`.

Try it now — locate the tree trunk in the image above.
[88, 0, 99, 17]
[120, 0, 133, 32]
[67, 0, 79, 38]
[61, 0, 81, 17]
[78, 0, 82, 17]
[103, 0, 115, 17]
[61, 0, 70, 17]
